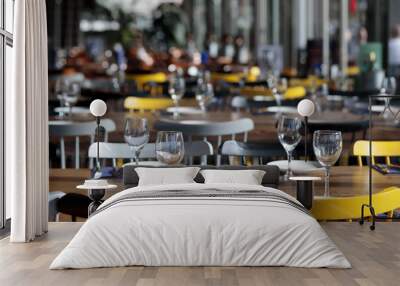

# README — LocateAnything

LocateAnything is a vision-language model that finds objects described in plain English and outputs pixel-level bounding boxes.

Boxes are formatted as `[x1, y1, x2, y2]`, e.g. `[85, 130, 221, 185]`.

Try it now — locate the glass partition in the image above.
[5, 0, 13, 33]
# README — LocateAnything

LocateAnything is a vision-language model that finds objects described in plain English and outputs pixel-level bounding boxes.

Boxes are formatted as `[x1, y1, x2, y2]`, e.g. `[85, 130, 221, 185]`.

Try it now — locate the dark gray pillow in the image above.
[123, 165, 280, 189]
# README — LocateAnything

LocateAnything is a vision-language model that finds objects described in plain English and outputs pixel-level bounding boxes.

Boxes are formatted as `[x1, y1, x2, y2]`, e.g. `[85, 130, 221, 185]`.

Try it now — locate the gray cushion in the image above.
[123, 165, 280, 189]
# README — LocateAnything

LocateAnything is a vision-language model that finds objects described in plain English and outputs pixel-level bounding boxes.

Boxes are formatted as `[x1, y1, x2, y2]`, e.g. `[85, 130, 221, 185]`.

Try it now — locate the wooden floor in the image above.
[0, 222, 399, 286]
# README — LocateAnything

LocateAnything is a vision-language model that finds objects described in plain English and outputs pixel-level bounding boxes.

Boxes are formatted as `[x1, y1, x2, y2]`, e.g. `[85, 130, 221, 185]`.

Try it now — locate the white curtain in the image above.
[8, 0, 49, 242]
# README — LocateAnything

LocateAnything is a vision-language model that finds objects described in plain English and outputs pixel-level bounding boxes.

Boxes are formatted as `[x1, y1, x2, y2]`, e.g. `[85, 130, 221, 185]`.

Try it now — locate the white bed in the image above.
[50, 183, 351, 269]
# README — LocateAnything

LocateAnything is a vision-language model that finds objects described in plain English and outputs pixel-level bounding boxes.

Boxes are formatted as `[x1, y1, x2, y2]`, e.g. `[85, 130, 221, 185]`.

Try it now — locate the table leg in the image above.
[296, 181, 314, 210]
[88, 189, 105, 216]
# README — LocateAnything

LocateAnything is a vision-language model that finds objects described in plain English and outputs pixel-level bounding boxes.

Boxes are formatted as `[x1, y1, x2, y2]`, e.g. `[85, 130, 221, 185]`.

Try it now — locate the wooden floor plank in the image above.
[0, 222, 399, 286]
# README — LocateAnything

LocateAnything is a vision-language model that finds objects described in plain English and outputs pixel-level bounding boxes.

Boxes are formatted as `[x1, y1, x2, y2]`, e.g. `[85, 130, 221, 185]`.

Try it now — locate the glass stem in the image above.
[324, 166, 330, 197]
[130, 146, 139, 165]
[135, 150, 140, 165]
[287, 151, 292, 178]
[173, 98, 179, 118]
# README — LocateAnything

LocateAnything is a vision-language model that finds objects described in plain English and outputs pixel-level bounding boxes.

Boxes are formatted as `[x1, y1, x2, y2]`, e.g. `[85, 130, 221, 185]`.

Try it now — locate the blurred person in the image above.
[233, 35, 250, 65]
[359, 27, 368, 44]
[128, 33, 155, 72]
[388, 25, 400, 76]
[113, 43, 127, 71]
[186, 33, 198, 58]
[205, 34, 219, 59]
[219, 34, 235, 63]
[66, 46, 91, 69]
[185, 33, 202, 65]
[348, 27, 368, 65]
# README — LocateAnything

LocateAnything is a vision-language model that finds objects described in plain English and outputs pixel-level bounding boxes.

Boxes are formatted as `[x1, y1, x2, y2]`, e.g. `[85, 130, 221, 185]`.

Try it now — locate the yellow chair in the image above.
[289, 76, 327, 89]
[124, 96, 173, 113]
[240, 86, 306, 100]
[211, 72, 246, 83]
[311, 187, 400, 220]
[126, 72, 167, 91]
[284, 86, 306, 100]
[313, 140, 400, 221]
[346, 66, 360, 77]
[211, 71, 260, 83]
[353, 140, 400, 166]
[247, 66, 261, 82]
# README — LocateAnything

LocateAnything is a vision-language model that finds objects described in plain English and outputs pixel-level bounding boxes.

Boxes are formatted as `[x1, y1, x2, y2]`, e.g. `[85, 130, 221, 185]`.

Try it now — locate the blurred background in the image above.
[41, 0, 400, 222]
[46, 0, 400, 169]
[47, 0, 400, 81]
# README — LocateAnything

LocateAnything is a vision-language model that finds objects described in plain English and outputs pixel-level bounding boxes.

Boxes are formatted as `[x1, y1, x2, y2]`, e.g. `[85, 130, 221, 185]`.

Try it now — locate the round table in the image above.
[77, 183, 117, 216]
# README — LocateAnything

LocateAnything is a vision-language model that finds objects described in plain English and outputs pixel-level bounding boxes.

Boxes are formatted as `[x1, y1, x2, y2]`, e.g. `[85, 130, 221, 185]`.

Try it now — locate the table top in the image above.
[49, 166, 400, 199]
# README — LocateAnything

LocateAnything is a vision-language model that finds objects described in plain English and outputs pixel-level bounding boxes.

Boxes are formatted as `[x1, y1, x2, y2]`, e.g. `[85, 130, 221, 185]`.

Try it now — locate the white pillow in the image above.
[200, 169, 266, 185]
[135, 167, 201, 186]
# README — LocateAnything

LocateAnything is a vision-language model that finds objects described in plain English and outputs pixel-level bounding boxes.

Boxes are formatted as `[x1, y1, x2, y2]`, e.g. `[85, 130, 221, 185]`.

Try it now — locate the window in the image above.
[0, 0, 14, 230]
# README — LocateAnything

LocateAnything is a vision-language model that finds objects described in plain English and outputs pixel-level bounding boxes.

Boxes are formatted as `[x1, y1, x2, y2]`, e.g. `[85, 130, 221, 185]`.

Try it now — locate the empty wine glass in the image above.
[196, 80, 214, 112]
[277, 116, 302, 180]
[168, 73, 186, 117]
[124, 118, 150, 165]
[156, 131, 185, 165]
[63, 82, 80, 116]
[55, 79, 68, 117]
[313, 130, 342, 197]
[267, 74, 282, 106]
[380, 77, 397, 119]
[277, 78, 288, 96]
[381, 76, 397, 96]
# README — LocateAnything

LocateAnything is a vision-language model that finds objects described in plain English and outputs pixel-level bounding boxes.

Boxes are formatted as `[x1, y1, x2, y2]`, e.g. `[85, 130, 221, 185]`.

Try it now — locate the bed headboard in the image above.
[123, 165, 280, 189]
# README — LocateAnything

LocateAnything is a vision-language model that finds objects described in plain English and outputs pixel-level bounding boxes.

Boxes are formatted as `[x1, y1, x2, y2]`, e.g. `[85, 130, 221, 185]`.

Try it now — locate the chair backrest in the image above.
[124, 96, 173, 112]
[49, 119, 116, 137]
[154, 118, 254, 165]
[353, 140, 400, 166]
[239, 86, 306, 101]
[49, 119, 116, 169]
[308, 118, 369, 142]
[284, 86, 306, 100]
[88, 141, 214, 167]
[231, 96, 249, 112]
[154, 118, 254, 138]
[220, 140, 286, 165]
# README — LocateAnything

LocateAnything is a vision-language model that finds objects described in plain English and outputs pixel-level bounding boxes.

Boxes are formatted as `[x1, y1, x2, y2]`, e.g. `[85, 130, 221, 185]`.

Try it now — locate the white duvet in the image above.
[50, 183, 351, 269]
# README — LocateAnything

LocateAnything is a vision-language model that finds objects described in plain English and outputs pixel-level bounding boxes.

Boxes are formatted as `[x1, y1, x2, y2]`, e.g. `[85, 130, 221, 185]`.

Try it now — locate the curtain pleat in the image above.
[9, 0, 48, 242]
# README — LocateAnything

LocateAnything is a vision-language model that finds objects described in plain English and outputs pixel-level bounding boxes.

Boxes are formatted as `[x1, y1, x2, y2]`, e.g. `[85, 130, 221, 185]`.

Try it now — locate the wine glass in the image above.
[267, 74, 282, 106]
[55, 78, 68, 117]
[196, 80, 214, 112]
[277, 78, 288, 96]
[380, 77, 397, 119]
[63, 82, 80, 116]
[277, 116, 302, 180]
[156, 131, 185, 165]
[124, 118, 150, 165]
[168, 74, 186, 117]
[381, 76, 397, 96]
[275, 78, 288, 106]
[313, 130, 343, 197]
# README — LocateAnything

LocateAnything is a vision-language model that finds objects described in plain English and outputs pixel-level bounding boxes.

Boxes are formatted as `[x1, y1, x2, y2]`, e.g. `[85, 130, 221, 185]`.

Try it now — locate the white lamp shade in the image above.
[90, 99, 107, 117]
[297, 99, 315, 117]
